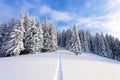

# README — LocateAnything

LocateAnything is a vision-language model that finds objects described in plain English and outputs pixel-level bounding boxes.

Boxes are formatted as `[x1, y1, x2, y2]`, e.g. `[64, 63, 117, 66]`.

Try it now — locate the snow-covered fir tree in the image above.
[23, 13, 31, 50]
[69, 24, 81, 55]
[113, 38, 120, 60]
[0, 22, 9, 56]
[57, 31, 62, 46]
[57, 25, 120, 60]
[0, 15, 25, 57]
[105, 34, 113, 58]
[86, 31, 92, 52]
[89, 35, 95, 52]
[23, 13, 35, 54]
[59, 30, 67, 47]
[24, 19, 38, 53]
[36, 20, 43, 52]
[78, 30, 90, 52]
[1, 12, 120, 61]
[49, 23, 58, 51]
[0, 23, 5, 47]
[42, 16, 51, 52]
[99, 33, 107, 56]
[65, 29, 72, 49]
[23, 14, 43, 54]
[78, 30, 84, 52]
[94, 33, 100, 55]
[104, 34, 112, 57]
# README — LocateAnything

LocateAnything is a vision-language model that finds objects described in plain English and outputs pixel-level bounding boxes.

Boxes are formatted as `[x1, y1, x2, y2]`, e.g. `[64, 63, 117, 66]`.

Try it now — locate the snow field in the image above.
[0, 49, 120, 80]
[0, 56, 58, 80]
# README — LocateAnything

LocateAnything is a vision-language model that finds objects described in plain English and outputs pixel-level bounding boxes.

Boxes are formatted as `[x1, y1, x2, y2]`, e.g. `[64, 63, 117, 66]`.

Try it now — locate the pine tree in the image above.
[94, 33, 100, 54]
[86, 31, 91, 52]
[59, 29, 67, 47]
[99, 33, 106, 56]
[49, 23, 58, 51]
[0, 23, 5, 47]
[0, 22, 9, 56]
[89, 35, 95, 53]
[23, 13, 33, 53]
[78, 30, 84, 52]
[69, 24, 81, 55]
[36, 21, 43, 52]
[57, 31, 62, 46]
[30, 19, 43, 53]
[42, 16, 51, 52]
[83, 31, 89, 52]
[113, 38, 120, 60]
[105, 34, 112, 58]
[65, 29, 72, 49]
[0, 30, 2, 47]
[0, 15, 25, 57]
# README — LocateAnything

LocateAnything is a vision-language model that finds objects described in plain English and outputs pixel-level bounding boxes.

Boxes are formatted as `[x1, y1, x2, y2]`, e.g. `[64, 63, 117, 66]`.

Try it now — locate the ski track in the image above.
[53, 54, 63, 80]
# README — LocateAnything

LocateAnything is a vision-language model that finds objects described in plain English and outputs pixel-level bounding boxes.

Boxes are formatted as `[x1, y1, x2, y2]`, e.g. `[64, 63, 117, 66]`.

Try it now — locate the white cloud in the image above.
[40, 5, 50, 14]
[102, 11, 120, 38]
[57, 26, 70, 31]
[40, 5, 73, 22]
[76, 17, 104, 28]
[106, 0, 120, 10]
[76, 11, 120, 38]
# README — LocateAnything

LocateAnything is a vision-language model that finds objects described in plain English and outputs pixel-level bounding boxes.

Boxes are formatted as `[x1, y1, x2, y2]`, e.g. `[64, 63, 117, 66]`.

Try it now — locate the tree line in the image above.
[0, 13, 58, 57]
[58, 26, 120, 60]
[0, 13, 120, 61]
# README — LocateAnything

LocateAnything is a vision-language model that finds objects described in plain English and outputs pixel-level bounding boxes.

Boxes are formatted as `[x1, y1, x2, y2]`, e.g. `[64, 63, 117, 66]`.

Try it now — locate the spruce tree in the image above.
[59, 29, 67, 47]
[42, 16, 51, 52]
[36, 21, 43, 52]
[0, 15, 25, 57]
[23, 13, 33, 53]
[65, 29, 72, 49]
[99, 33, 106, 56]
[29, 19, 43, 53]
[69, 24, 81, 55]
[49, 23, 58, 51]
[105, 34, 112, 58]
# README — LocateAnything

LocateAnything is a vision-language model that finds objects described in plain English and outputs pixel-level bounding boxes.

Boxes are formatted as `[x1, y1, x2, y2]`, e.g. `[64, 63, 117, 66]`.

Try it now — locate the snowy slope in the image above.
[0, 48, 120, 80]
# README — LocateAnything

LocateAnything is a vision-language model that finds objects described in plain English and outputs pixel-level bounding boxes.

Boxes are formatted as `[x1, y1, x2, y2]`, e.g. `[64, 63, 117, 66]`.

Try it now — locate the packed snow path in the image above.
[0, 48, 120, 80]
[54, 54, 63, 80]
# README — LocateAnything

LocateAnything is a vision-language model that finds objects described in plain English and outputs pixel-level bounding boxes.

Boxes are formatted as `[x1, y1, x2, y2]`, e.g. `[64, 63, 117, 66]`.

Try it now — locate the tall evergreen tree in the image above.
[59, 29, 67, 47]
[0, 15, 25, 57]
[65, 29, 72, 49]
[23, 13, 33, 53]
[36, 21, 43, 52]
[83, 31, 89, 52]
[69, 24, 81, 55]
[105, 34, 112, 58]
[86, 31, 91, 52]
[49, 23, 58, 51]
[99, 33, 106, 56]
[57, 31, 62, 46]
[42, 16, 51, 52]
[78, 30, 84, 52]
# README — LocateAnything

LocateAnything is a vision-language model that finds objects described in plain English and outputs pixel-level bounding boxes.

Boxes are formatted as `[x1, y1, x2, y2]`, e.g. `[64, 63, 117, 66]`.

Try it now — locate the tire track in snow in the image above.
[53, 54, 63, 80]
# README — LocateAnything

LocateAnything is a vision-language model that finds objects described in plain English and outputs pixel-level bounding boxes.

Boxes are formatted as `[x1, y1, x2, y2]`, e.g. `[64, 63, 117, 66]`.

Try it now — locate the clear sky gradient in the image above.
[0, 0, 120, 38]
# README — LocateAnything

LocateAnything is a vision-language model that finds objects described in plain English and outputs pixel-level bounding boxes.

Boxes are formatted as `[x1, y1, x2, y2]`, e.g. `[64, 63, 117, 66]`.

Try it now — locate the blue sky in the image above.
[0, 0, 120, 38]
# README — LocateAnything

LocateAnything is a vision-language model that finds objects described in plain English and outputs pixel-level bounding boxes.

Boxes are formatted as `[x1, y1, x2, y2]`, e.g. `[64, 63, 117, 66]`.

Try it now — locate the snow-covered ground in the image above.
[0, 48, 120, 80]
